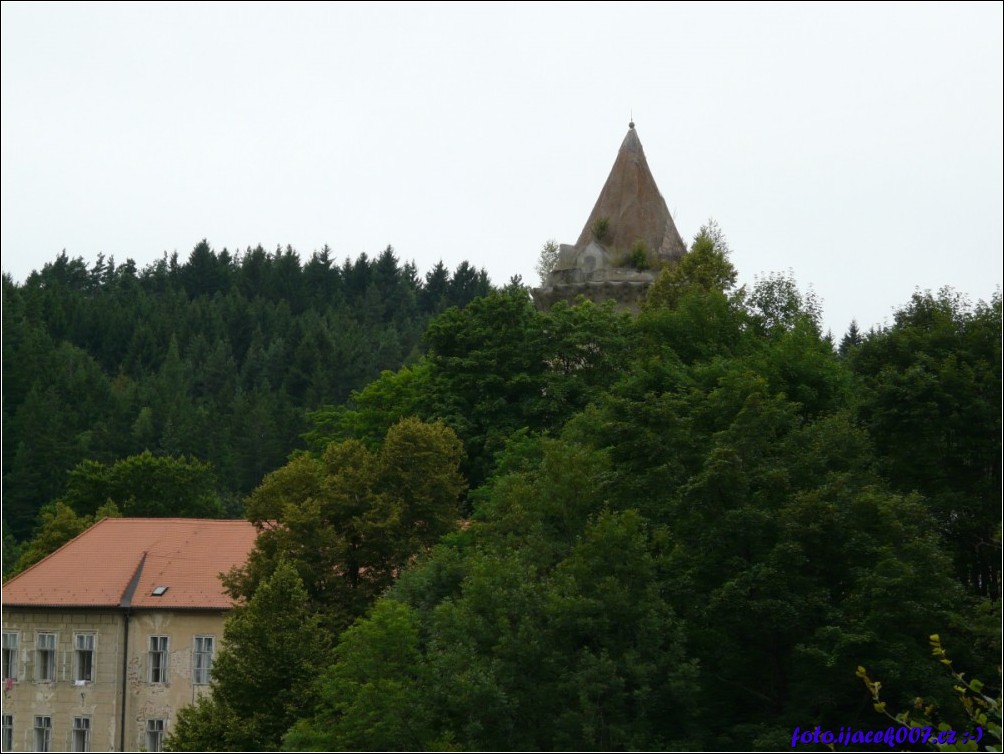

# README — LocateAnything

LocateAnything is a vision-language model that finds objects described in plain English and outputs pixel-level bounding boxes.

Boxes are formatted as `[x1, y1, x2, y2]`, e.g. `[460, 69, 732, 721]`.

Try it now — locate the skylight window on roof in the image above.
[152, 586, 169, 596]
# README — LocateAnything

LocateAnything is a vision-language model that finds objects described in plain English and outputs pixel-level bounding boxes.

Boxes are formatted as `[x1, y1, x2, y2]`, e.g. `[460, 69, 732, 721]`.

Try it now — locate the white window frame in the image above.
[73, 633, 96, 683]
[33, 715, 52, 752]
[192, 636, 214, 685]
[2, 714, 13, 752]
[2, 631, 18, 682]
[146, 719, 165, 752]
[71, 716, 91, 752]
[35, 633, 56, 683]
[148, 636, 169, 684]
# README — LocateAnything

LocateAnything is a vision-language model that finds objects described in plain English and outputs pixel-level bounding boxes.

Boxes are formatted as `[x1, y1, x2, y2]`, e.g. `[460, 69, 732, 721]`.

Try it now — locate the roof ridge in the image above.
[108, 517, 250, 523]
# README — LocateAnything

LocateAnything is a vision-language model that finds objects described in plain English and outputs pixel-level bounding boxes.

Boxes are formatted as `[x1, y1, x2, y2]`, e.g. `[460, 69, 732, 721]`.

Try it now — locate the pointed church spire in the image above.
[532, 123, 687, 312]
[573, 123, 686, 262]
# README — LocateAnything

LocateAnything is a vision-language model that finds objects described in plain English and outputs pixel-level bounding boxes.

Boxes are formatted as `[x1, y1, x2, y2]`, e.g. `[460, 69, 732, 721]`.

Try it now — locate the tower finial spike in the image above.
[629, 109, 634, 129]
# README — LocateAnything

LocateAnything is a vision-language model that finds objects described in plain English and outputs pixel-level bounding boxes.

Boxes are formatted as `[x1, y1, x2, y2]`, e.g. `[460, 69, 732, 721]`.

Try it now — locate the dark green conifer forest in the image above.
[2, 230, 1000, 751]
[2, 243, 489, 570]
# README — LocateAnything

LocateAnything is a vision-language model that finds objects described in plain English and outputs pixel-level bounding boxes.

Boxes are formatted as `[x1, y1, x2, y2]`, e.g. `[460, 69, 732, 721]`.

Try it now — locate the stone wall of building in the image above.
[3, 607, 225, 752]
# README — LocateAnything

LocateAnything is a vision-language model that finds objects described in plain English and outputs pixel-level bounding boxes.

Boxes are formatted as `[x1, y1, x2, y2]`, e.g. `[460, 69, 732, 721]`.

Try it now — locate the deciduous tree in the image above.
[228, 417, 466, 631]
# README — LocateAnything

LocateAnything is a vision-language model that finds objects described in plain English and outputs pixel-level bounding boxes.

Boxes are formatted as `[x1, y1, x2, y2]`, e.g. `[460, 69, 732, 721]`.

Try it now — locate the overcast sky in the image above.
[2, 1, 1001, 336]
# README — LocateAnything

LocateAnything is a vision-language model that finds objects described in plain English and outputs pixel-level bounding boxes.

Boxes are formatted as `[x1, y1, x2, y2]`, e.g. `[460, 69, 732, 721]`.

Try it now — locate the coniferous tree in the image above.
[3, 242, 492, 555]
[165, 563, 330, 752]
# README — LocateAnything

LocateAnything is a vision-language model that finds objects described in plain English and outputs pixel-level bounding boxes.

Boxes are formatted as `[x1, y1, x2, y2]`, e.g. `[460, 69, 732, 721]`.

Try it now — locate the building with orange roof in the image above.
[1, 518, 257, 752]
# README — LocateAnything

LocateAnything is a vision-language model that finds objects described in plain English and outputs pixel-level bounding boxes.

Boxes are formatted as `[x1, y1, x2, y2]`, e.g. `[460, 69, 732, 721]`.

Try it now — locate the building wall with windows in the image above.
[1, 518, 256, 752]
[2, 606, 223, 751]
[2, 609, 123, 752]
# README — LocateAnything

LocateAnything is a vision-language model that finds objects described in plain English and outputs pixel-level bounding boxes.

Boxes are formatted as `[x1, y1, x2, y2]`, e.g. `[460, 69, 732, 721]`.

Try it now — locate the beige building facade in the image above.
[2, 518, 257, 752]
[3, 608, 224, 751]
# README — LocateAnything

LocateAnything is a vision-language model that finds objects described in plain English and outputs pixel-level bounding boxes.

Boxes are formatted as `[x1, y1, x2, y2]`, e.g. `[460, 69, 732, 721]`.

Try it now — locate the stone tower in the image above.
[533, 122, 686, 310]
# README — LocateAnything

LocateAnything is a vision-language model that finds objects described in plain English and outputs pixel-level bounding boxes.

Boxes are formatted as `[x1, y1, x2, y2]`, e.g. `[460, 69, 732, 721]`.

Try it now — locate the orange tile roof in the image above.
[2, 518, 258, 610]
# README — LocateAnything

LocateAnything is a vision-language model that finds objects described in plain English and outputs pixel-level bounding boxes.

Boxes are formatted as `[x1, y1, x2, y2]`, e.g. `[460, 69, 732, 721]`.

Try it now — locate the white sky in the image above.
[2, 1, 1001, 337]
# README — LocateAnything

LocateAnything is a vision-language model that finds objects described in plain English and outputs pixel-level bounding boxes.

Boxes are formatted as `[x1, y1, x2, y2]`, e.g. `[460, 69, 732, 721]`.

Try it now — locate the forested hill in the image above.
[3, 226, 1001, 750]
[2, 241, 492, 543]
[165, 225, 1000, 752]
